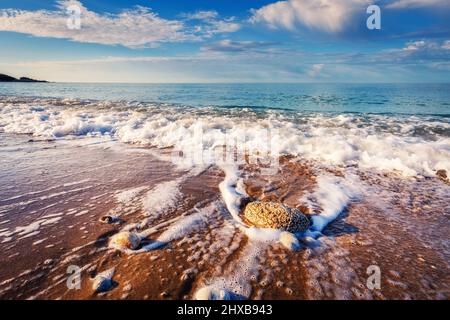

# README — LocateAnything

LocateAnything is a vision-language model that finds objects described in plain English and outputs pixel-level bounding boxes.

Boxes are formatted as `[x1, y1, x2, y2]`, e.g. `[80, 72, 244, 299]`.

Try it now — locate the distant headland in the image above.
[0, 73, 48, 83]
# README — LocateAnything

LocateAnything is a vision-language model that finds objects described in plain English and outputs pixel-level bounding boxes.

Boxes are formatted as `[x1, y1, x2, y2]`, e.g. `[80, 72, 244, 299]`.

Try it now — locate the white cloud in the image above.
[387, 0, 450, 9]
[442, 40, 450, 50]
[400, 39, 447, 52]
[384, 39, 450, 62]
[182, 10, 219, 20]
[250, 0, 370, 33]
[0, 0, 239, 48]
[201, 39, 278, 53]
[308, 63, 324, 77]
[402, 40, 428, 51]
[183, 10, 240, 36]
[208, 19, 241, 34]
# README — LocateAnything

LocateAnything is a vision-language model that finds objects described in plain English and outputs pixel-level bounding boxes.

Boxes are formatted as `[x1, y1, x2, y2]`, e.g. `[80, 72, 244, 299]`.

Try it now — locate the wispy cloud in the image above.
[2, 39, 449, 82]
[0, 54, 234, 69]
[321, 39, 450, 66]
[250, 0, 370, 33]
[1, 56, 193, 68]
[0, 0, 240, 48]
[182, 10, 241, 36]
[182, 10, 220, 20]
[395, 39, 450, 61]
[201, 39, 278, 53]
[442, 40, 450, 50]
[308, 63, 325, 77]
[8, 38, 448, 69]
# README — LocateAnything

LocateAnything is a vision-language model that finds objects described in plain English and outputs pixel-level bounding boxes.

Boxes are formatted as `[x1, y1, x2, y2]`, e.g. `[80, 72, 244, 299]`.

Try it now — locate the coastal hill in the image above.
[0, 73, 48, 82]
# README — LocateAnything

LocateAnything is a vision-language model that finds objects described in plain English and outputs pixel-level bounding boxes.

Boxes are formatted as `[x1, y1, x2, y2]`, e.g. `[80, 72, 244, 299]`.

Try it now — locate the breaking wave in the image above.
[0, 96, 449, 176]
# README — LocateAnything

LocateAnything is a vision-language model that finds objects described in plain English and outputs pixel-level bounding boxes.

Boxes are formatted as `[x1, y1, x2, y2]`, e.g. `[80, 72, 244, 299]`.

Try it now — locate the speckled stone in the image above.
[109, 231, 141, 250]
[243, 201, 310, 232]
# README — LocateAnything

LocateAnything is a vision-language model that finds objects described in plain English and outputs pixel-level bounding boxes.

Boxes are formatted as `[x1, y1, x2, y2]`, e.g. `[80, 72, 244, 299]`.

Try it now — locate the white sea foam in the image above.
[0, 216, 64, 241]
[155, 207, 212, 243]
[218, 165, 246, 225]
[136, 204, 216, 252]
[0, 179, 89, 203]
[196, 242, 267, 299]
[115, 186, 147, 204]
[240, 226, 282, 242]
[142, 179, 183, 218]
[1, 98, 449, 176]
[302, 175, 361, 232]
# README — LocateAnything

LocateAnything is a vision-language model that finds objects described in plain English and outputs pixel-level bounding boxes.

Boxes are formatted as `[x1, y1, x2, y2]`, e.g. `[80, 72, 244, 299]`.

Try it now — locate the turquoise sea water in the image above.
[1, 82, 449, 116]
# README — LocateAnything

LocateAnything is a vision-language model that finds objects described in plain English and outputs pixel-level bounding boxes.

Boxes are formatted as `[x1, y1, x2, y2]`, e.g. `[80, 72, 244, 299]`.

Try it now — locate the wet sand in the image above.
[0, 133, 449, 300]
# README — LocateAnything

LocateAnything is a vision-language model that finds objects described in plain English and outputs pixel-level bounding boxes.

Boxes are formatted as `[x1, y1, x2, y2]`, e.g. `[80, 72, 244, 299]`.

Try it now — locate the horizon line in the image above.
[3, 81, 450, 85]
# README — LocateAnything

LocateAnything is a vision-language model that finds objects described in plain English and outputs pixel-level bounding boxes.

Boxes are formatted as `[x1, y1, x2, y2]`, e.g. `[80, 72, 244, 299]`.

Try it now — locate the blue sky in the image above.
[0, 0, 449, 82]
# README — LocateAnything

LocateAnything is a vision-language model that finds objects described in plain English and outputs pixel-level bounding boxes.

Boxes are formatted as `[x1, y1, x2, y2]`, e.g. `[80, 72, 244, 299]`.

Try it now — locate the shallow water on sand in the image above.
[0, 133, 448, 300]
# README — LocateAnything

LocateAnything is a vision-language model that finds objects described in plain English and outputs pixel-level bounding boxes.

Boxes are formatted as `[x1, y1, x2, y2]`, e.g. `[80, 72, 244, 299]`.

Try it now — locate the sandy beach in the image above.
[0, 128, 448, 300]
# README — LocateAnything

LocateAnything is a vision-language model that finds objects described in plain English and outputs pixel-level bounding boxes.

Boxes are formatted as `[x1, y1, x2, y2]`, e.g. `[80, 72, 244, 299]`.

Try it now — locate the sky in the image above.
[0, 0, 449, 83]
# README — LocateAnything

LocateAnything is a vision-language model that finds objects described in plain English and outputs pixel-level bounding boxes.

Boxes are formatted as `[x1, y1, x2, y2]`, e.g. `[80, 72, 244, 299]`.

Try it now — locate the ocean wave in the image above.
[0, 96, 449, 176]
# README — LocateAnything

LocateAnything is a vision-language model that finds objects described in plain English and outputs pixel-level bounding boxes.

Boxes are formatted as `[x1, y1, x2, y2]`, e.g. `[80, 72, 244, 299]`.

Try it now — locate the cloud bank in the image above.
[0, 0, 240, 48]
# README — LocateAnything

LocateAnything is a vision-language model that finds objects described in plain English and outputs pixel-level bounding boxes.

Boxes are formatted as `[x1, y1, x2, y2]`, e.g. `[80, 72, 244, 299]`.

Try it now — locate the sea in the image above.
[0, 82, 449, 176]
